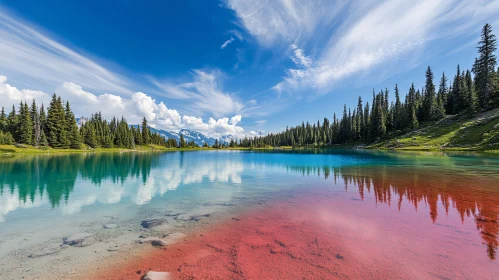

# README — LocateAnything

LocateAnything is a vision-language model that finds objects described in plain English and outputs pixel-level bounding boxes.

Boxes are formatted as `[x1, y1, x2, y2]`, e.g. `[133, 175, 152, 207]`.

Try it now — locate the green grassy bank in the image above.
[368, 109, 499, 151]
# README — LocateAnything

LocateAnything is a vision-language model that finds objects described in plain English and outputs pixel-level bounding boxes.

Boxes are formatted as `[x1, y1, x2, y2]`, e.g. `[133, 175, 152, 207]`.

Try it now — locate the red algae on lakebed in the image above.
[94, 166, 499, 279]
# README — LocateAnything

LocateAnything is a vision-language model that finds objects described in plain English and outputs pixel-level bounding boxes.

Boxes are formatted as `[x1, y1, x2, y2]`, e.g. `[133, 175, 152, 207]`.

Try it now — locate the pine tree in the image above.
[363, 102, 370, 141]
[46, 94, 66, 148]
[65, 101, 81, 149]
[394, 84, 402, 130]
[423, 66, 437, 121]
[40, 130, 48, 146]
[450, 65, 467, 114]
[356, 97, 363, 140]
[19, 101, 33, 145]
[7, 105, 18, 141]
[465, 70, 478, 115]
[436, 72, 448, 118]
[141, 117, 150, 145]
[30, 100, 41, 146]
[57, 97, 70, 149]
[0, 107, 6, 132]
[407, 84, 419, 129]
[84, 123, 98, 148]
[39, 104, 47, 133]
[473, 24, 497, 109]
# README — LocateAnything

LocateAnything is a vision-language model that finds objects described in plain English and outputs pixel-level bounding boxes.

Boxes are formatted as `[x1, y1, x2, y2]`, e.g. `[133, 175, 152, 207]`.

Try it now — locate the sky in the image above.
[1, 0, 499, 138]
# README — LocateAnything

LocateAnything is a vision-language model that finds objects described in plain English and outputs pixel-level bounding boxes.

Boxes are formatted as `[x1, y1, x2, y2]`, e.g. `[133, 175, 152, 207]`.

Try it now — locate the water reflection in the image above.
[0, 152, 246, 220]
[288, 164, 499, 260]
[1, 150, 498, 260]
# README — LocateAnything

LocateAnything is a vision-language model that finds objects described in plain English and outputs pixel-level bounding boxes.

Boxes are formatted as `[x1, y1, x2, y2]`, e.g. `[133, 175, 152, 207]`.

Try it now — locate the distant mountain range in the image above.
[134, 125, 235, 146]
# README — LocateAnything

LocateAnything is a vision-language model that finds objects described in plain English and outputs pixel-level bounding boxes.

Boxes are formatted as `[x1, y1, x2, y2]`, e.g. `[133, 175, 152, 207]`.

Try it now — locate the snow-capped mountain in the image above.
[178, 129, 217, 146]
[130, 126, 235, 147]
[148, 127, 180, 141]
[219, 134, 235, 144]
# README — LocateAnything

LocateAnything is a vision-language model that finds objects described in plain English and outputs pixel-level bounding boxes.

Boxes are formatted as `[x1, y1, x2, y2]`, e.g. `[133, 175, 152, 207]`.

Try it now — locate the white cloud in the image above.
[152, 69, 245, 118]
[1, 74, 247, 138]
[290, 44, 312, 68]
[225, 0, 342, 47]
[0, 75, 50, 106]
[221, 37, 235, 49]
[226, 0, 499, 95]
[0, 10, 132, 95]
[55, 82, 127, 119]
[181, 115, 245, 138]
[228, 29, 244, 41]
[255, 120, 266, 126]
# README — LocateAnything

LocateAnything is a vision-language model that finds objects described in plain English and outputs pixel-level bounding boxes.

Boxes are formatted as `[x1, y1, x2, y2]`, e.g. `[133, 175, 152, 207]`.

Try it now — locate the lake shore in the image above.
[0, 144, 264, 155]
[2, 143, 499, 157]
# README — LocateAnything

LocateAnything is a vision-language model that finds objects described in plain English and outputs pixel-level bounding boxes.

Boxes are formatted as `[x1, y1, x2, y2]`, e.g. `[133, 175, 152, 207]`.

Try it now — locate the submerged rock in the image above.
[164, 210, 184, 217]
[152, 224, 174, 232]
[141, 271, 172, 280]
[138, 237, 168, 247]
[175, 212, 212, 221]
[103, 223, 118, 229]
[28, 247, 61, 258]
[141, 219, 167, 228]
[62, 232, 96, 247]
[107, 245, 120, 252]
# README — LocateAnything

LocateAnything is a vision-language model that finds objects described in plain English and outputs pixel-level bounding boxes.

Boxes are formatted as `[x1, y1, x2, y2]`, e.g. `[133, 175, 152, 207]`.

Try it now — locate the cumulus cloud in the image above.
[0, 75, 51, 106]
[221, 37, 235, 49]
[1, 75, 248, 138]
[226, 0, 499, 95]
[152, 69, 245, 117]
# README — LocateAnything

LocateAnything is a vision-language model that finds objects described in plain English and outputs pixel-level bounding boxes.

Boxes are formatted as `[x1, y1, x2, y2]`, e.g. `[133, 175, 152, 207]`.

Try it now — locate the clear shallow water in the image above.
[1, 150, 499, 278]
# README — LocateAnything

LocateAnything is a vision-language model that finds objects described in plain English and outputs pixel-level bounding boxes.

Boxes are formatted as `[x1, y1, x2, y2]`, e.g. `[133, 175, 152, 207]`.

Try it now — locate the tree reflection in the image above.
[287, 164, 499, 260]
[0, 153, 159, 207]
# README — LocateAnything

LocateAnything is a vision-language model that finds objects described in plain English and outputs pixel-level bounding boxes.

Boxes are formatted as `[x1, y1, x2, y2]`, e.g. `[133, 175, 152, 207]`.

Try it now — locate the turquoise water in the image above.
[1, 150, 498, 224]
[1, 149, 499, 279]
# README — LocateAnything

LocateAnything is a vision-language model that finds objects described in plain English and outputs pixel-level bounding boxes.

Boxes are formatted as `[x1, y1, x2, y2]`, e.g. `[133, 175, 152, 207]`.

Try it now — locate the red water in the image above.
[95, 166, 499, 279]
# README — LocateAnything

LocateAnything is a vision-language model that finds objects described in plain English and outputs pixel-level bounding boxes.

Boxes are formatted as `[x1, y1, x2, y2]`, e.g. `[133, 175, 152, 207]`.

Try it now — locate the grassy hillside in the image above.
[369, 109, 499, 151]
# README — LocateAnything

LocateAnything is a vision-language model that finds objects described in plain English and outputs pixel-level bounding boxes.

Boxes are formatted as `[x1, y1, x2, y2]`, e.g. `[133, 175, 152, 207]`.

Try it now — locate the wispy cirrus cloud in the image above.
[220, 37, 235, 49]
[0, 9, 132, 95]
[151, 69, 245, 118]
[226, 0, 499, 96]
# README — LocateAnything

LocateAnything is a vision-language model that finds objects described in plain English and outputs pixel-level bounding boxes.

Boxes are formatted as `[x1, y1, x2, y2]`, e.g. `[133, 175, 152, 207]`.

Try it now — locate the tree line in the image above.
[237, 24, 498, 148]
[0, 94, 170, 149]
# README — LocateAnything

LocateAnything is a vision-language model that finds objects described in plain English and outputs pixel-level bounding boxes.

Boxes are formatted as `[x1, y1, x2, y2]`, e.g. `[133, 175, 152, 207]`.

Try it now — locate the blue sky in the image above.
[1, 0, 499, 138]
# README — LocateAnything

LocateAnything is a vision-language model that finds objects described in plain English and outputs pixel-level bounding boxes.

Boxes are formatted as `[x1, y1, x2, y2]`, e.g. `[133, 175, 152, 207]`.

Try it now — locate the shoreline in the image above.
[2, 144, 498, 157]
[0, 144, 278, 156]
